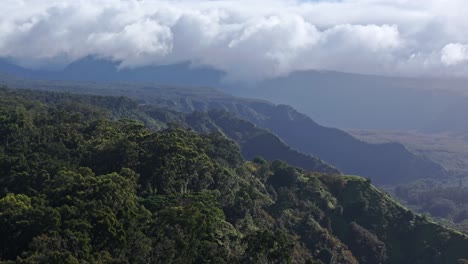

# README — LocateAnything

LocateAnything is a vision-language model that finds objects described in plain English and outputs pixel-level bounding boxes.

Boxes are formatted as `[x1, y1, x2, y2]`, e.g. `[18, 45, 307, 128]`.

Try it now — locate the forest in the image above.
[0, 87, 468, 263]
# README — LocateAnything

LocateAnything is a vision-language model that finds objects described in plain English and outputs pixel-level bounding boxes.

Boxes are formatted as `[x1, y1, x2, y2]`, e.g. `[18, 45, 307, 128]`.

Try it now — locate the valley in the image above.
[349, 130, 468, 177]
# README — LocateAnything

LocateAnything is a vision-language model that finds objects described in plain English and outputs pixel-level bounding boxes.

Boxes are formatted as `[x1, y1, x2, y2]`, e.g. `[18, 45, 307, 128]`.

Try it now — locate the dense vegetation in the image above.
[141, 106, 339, 174]
[1, 88, 468, 263]
[1, 67, 464, 232]
[394, 179, 468, 231]
[0, 75, 447, 184]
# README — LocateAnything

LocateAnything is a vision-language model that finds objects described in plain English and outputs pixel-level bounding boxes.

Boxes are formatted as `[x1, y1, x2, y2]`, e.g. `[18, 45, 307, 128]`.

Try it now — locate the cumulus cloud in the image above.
[441, 43, 468, 66]
[0, 0, 468, 80]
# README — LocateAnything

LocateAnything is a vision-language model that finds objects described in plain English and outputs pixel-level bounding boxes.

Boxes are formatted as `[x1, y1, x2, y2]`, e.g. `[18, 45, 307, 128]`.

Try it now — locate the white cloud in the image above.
[0, 0, 468, 80]
[441, 43, 468, 66]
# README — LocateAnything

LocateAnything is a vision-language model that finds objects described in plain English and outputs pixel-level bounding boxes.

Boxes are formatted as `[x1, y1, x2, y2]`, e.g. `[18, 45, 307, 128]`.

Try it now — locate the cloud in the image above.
[0, 0, 468, 80]
[441, 43, 468, 66]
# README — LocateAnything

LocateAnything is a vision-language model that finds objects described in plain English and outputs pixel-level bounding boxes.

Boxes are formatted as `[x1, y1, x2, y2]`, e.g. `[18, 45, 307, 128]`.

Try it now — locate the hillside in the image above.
[141, 106, 339, 174]
[4, 57, 468, 132]
[0, 76, 448, 184]
[1, 88, 468, 264]
[349, 129, 468, 176]
[229, 70, 468, 131]
[348, 129, 468, 230]
[0, 88, 337, 175]
[237, 104, 448, 184]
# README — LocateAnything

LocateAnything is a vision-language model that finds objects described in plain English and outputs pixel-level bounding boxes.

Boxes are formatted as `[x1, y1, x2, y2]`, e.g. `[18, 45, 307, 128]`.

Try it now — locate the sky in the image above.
[1, 0, 468, 81]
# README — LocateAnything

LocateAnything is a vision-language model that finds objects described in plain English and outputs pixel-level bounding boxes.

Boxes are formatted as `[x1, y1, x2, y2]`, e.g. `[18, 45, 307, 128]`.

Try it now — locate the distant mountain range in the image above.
[0, 74, 448, 184]
[0, 57, 224, 87]
[2, 57, 468, 132]
[231, 70, 468, 131]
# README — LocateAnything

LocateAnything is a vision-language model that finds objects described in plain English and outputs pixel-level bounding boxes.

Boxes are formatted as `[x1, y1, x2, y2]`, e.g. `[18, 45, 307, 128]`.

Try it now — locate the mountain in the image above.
[1, 87, 338, 175]
[228, 70, 468, 131]
[0, 59, 54, 79]
[141, 106, 339, 174]
[0, 76, 448, 184]
[3, 58, 468, 133]
[422, 101, 468, 134]
[1, 87, 468, 264]
[233, 104, 448, 184]
[0, 57, 224, 87]
[62, 57, 225, 86]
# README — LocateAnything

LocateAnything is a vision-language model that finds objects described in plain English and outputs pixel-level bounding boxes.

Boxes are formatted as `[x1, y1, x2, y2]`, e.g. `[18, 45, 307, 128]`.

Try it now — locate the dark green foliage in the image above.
[0, 194, 60, 260]
[422, 198, 457, 218]
[347, 222, 387, 264]
[0, 88, 467, 264]
[253, 156, 268, 165]
[142, 107, 340, 174]
[267, 160, 300, 189]
[395, 180, 468, 227]
[144, 192, 240, 263]
[243, 229, 294, 264]
[0, 77, 449, 184]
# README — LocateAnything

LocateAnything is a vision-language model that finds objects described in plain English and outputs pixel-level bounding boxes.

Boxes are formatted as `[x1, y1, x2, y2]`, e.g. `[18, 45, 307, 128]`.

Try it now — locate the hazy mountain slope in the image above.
[0, 77, 448, 184]
[3, 58, 468, 132]
[128, 86, 448, 184]
[0, 60, 62, 80]
[236, 104, 448, 184]
[0, 57, 224, 87]
[185, 111, 340, 173]
[422, 101, 468, 134]
[349, 129, 468, 176]
[228, 70, 468, 130]
[1, 88, 468, 264]
[134, 105, 340, 174]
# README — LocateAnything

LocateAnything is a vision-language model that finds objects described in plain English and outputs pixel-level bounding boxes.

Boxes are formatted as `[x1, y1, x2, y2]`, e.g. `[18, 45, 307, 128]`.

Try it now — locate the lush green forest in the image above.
[0, 76, 447, 184]
[393, 179, 468, 232]
[141, 106, 339, 174]
[1, 88, 468, 263]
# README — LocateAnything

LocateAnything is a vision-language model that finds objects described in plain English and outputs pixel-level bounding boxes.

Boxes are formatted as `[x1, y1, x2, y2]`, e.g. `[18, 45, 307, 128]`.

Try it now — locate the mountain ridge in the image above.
[0, 87, 467, 263]
[0, 76, 448, 184]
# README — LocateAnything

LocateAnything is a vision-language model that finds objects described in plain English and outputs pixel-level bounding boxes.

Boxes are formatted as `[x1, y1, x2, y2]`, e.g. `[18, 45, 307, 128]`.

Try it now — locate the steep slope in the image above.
[1, 88, 468, 264]
[142, 106, 339, 174]
[236, 104, 448, 184]
[328, 176, 468, 264]
[0, 87, 338, 175]
[0, 77, 448, 184]
[4, 59, 468, 132]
